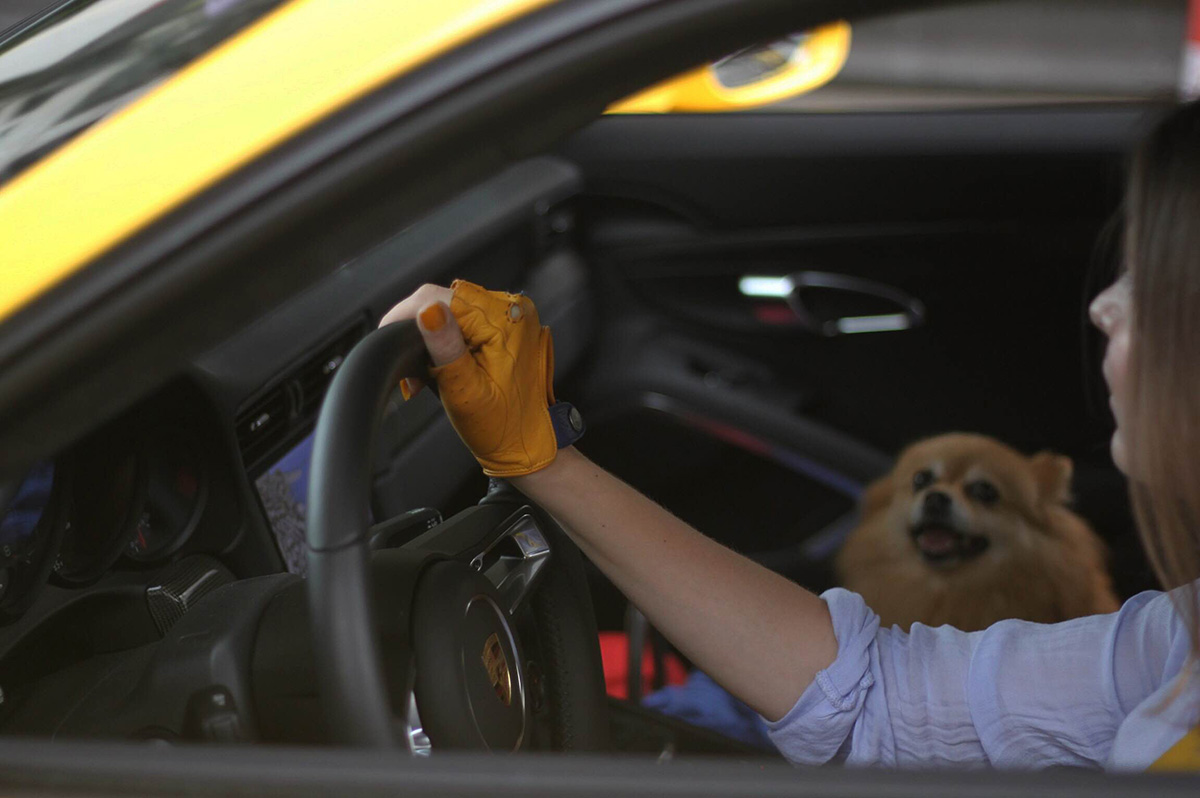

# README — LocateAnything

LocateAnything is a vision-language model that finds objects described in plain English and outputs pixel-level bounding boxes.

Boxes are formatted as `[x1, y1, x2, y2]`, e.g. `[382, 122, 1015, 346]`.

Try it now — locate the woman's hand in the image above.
[379, 281, 560, 477]
[378, 283, 461, 381]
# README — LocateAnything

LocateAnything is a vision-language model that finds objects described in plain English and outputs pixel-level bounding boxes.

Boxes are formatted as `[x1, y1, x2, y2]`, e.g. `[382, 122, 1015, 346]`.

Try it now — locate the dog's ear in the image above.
[860, 473, 896, 515]
[1030, 451, 1073, 505]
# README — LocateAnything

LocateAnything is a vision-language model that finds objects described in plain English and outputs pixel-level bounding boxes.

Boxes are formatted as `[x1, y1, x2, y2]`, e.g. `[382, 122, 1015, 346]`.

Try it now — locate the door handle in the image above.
[740, 271, 926, 337]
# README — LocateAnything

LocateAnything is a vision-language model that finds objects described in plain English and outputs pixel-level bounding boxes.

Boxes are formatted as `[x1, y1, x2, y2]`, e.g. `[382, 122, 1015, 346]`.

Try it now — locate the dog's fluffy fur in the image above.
[836, 433, 1120, 631]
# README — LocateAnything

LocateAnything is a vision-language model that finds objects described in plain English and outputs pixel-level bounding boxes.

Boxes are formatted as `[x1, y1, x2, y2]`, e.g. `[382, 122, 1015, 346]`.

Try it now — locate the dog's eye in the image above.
[966, 480, 1000, 505]
[912, 469, 935, 492]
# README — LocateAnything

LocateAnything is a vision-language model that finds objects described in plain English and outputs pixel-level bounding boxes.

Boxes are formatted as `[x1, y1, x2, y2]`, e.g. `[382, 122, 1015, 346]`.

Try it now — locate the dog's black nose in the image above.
[923, 490, 952, 516]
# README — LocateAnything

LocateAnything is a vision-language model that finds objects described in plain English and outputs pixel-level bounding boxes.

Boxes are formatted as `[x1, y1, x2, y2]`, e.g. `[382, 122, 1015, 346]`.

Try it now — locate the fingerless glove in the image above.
[430, 280, 582, 477]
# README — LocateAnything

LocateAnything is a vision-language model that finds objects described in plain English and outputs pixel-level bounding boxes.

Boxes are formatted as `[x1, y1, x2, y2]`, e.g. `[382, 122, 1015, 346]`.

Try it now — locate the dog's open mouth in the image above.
[910, 524, 990, 564]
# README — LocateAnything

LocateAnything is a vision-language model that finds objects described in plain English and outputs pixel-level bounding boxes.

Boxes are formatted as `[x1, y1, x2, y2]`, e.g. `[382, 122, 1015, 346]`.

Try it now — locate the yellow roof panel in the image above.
[0, 0, 557, 322]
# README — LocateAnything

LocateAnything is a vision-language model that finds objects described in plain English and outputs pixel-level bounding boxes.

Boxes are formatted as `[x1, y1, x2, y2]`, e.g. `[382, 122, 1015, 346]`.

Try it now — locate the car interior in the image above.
[0, 0, 1183, 792]
[0, 102, 1160, 747]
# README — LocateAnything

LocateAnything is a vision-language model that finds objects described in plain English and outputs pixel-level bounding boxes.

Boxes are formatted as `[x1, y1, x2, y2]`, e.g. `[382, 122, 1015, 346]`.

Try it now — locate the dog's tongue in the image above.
[916, 528, 958, 556]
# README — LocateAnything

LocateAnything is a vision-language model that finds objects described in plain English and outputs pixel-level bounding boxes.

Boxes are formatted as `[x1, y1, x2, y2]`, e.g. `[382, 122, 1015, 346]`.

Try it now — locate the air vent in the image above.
[236, 386, 292, 469]
[295, 326, 363, 420]
[236, 322, 365, 471]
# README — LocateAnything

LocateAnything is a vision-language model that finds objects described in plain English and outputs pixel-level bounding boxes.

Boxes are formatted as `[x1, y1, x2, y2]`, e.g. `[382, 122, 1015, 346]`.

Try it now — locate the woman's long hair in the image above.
[1125, 101, 1200, 660]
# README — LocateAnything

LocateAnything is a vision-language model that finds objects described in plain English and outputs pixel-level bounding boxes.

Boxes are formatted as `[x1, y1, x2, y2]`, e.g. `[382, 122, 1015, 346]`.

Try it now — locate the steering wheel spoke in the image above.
[469, 513, 552, 615]
[393, 501, 553, 616]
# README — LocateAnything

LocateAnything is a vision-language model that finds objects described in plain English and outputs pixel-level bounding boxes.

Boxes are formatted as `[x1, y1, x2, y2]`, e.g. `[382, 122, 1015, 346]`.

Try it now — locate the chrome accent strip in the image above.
[405, 687, 431, 757]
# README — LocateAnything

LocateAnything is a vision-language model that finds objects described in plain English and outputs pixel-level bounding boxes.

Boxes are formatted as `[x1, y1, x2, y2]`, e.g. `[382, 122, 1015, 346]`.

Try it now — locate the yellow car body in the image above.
[0, 0, 850, 324]
[608, 21, 849, 113]
[0, 0, 556, 320]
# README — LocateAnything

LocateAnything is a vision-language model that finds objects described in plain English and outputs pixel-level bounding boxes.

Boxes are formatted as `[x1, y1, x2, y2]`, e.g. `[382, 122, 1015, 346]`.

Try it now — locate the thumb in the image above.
[417, 301, 467, 366]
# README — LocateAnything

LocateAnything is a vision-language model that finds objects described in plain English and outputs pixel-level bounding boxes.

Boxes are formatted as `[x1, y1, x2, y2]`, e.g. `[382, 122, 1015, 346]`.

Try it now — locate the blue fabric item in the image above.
[0, 461, 54, 547]
[644, 670, 775, 750]
[765, 587, 1200, 770]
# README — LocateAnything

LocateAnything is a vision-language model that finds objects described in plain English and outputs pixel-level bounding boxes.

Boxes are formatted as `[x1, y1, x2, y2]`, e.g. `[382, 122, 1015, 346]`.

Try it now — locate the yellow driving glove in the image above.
[429, 280, 580, 477]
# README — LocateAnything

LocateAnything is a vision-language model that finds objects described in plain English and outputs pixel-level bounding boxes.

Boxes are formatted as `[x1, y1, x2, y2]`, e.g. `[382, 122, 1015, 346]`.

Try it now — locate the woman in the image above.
[379, 101, 1200, 770]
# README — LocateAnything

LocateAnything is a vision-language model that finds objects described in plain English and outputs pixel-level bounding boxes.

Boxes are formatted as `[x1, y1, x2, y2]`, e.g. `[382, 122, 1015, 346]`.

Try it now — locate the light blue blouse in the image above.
[767, 587, 1200, 770]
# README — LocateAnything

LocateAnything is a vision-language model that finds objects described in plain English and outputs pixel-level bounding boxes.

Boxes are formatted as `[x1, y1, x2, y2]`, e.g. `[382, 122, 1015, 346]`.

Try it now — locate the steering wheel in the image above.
[304, 320, 609, 752]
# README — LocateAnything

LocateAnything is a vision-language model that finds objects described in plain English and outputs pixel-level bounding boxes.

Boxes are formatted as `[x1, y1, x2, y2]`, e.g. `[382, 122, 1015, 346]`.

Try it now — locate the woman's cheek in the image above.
[1107, 327, 1131, 473]
[1111, 427, 1128, 473]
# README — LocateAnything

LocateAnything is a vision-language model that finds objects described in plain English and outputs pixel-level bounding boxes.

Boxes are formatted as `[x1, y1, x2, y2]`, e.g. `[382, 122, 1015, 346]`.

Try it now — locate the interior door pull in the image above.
[740, 271, 926, 337]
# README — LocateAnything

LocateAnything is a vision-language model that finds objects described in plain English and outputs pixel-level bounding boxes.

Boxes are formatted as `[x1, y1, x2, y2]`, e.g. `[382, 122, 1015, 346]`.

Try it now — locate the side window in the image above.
[610, 0, 1188, 114]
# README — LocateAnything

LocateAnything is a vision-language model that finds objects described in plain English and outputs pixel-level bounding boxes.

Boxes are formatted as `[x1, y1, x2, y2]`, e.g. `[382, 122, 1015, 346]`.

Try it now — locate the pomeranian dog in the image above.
[836, 433, 1120, 631]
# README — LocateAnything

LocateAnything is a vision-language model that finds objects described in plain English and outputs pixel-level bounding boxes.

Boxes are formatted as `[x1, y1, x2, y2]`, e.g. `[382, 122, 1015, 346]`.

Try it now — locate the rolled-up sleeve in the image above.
[764, 587, 1187, 770]
[766, 588, 985, 767]
[763, 589, 880, 764]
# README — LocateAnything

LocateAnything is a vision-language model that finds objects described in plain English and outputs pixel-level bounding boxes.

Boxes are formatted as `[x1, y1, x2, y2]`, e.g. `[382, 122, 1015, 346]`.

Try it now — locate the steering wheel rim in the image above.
[305, 320, 608, 751]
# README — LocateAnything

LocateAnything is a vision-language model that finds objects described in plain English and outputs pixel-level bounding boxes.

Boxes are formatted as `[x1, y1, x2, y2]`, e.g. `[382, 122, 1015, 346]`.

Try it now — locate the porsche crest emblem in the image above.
[482, 632, 512, 707]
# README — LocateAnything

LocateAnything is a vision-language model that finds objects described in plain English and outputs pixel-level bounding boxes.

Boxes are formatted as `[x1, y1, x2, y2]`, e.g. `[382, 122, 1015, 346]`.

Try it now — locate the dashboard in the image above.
[0, 157, 588, 737]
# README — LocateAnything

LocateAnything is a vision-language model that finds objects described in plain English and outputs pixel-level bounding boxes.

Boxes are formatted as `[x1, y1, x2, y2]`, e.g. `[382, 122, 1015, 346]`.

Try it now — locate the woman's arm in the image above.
[381, 284, 836, 721]
[512, 448, 836, 722]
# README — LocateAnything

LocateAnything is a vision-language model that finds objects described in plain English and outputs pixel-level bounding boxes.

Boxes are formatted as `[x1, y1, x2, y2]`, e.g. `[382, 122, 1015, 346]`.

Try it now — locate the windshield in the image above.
[0, 0, 288, 185]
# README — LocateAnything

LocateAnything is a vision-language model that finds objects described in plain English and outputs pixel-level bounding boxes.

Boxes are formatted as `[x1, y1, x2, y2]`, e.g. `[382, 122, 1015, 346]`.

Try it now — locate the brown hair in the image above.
[1125, 101, 1200, 659]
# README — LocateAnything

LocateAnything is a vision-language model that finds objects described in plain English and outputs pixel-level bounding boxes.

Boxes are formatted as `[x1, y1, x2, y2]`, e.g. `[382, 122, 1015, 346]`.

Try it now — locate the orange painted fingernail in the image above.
[419, 303, 446, 332]
[399, 379, 414, 400]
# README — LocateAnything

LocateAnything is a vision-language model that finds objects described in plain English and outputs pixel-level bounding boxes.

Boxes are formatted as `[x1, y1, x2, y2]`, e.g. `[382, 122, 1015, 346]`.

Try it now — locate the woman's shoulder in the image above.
[1115, 587, 1191, 641]
[1111, 587, 1193, 678]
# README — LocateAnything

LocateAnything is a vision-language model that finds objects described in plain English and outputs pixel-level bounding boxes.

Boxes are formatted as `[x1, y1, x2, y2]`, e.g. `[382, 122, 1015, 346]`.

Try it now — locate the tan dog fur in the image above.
[836, 433, 1120, 631]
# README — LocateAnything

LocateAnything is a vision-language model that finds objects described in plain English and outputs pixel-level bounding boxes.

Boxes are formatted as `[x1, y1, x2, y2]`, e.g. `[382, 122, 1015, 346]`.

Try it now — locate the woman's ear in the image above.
[1030, 451, 1073, 505]
[860, 472, 896, 515]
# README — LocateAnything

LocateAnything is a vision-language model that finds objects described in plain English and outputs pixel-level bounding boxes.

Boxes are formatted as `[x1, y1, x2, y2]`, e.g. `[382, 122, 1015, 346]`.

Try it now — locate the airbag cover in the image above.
[411, 560, 526, 750]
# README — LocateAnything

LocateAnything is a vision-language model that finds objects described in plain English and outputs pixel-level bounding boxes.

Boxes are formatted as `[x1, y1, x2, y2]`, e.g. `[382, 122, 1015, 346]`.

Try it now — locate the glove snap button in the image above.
[568, 406, 584, 433]
[508, 304, 523, 322]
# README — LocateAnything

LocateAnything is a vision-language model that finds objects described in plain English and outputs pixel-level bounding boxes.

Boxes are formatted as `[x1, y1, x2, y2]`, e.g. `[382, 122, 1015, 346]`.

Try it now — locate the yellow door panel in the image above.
[608, 22, 850, 113]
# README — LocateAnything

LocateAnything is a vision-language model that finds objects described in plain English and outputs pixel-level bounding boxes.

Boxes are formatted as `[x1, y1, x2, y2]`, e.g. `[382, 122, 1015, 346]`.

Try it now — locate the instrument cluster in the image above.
[0, 421, 218, 624]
